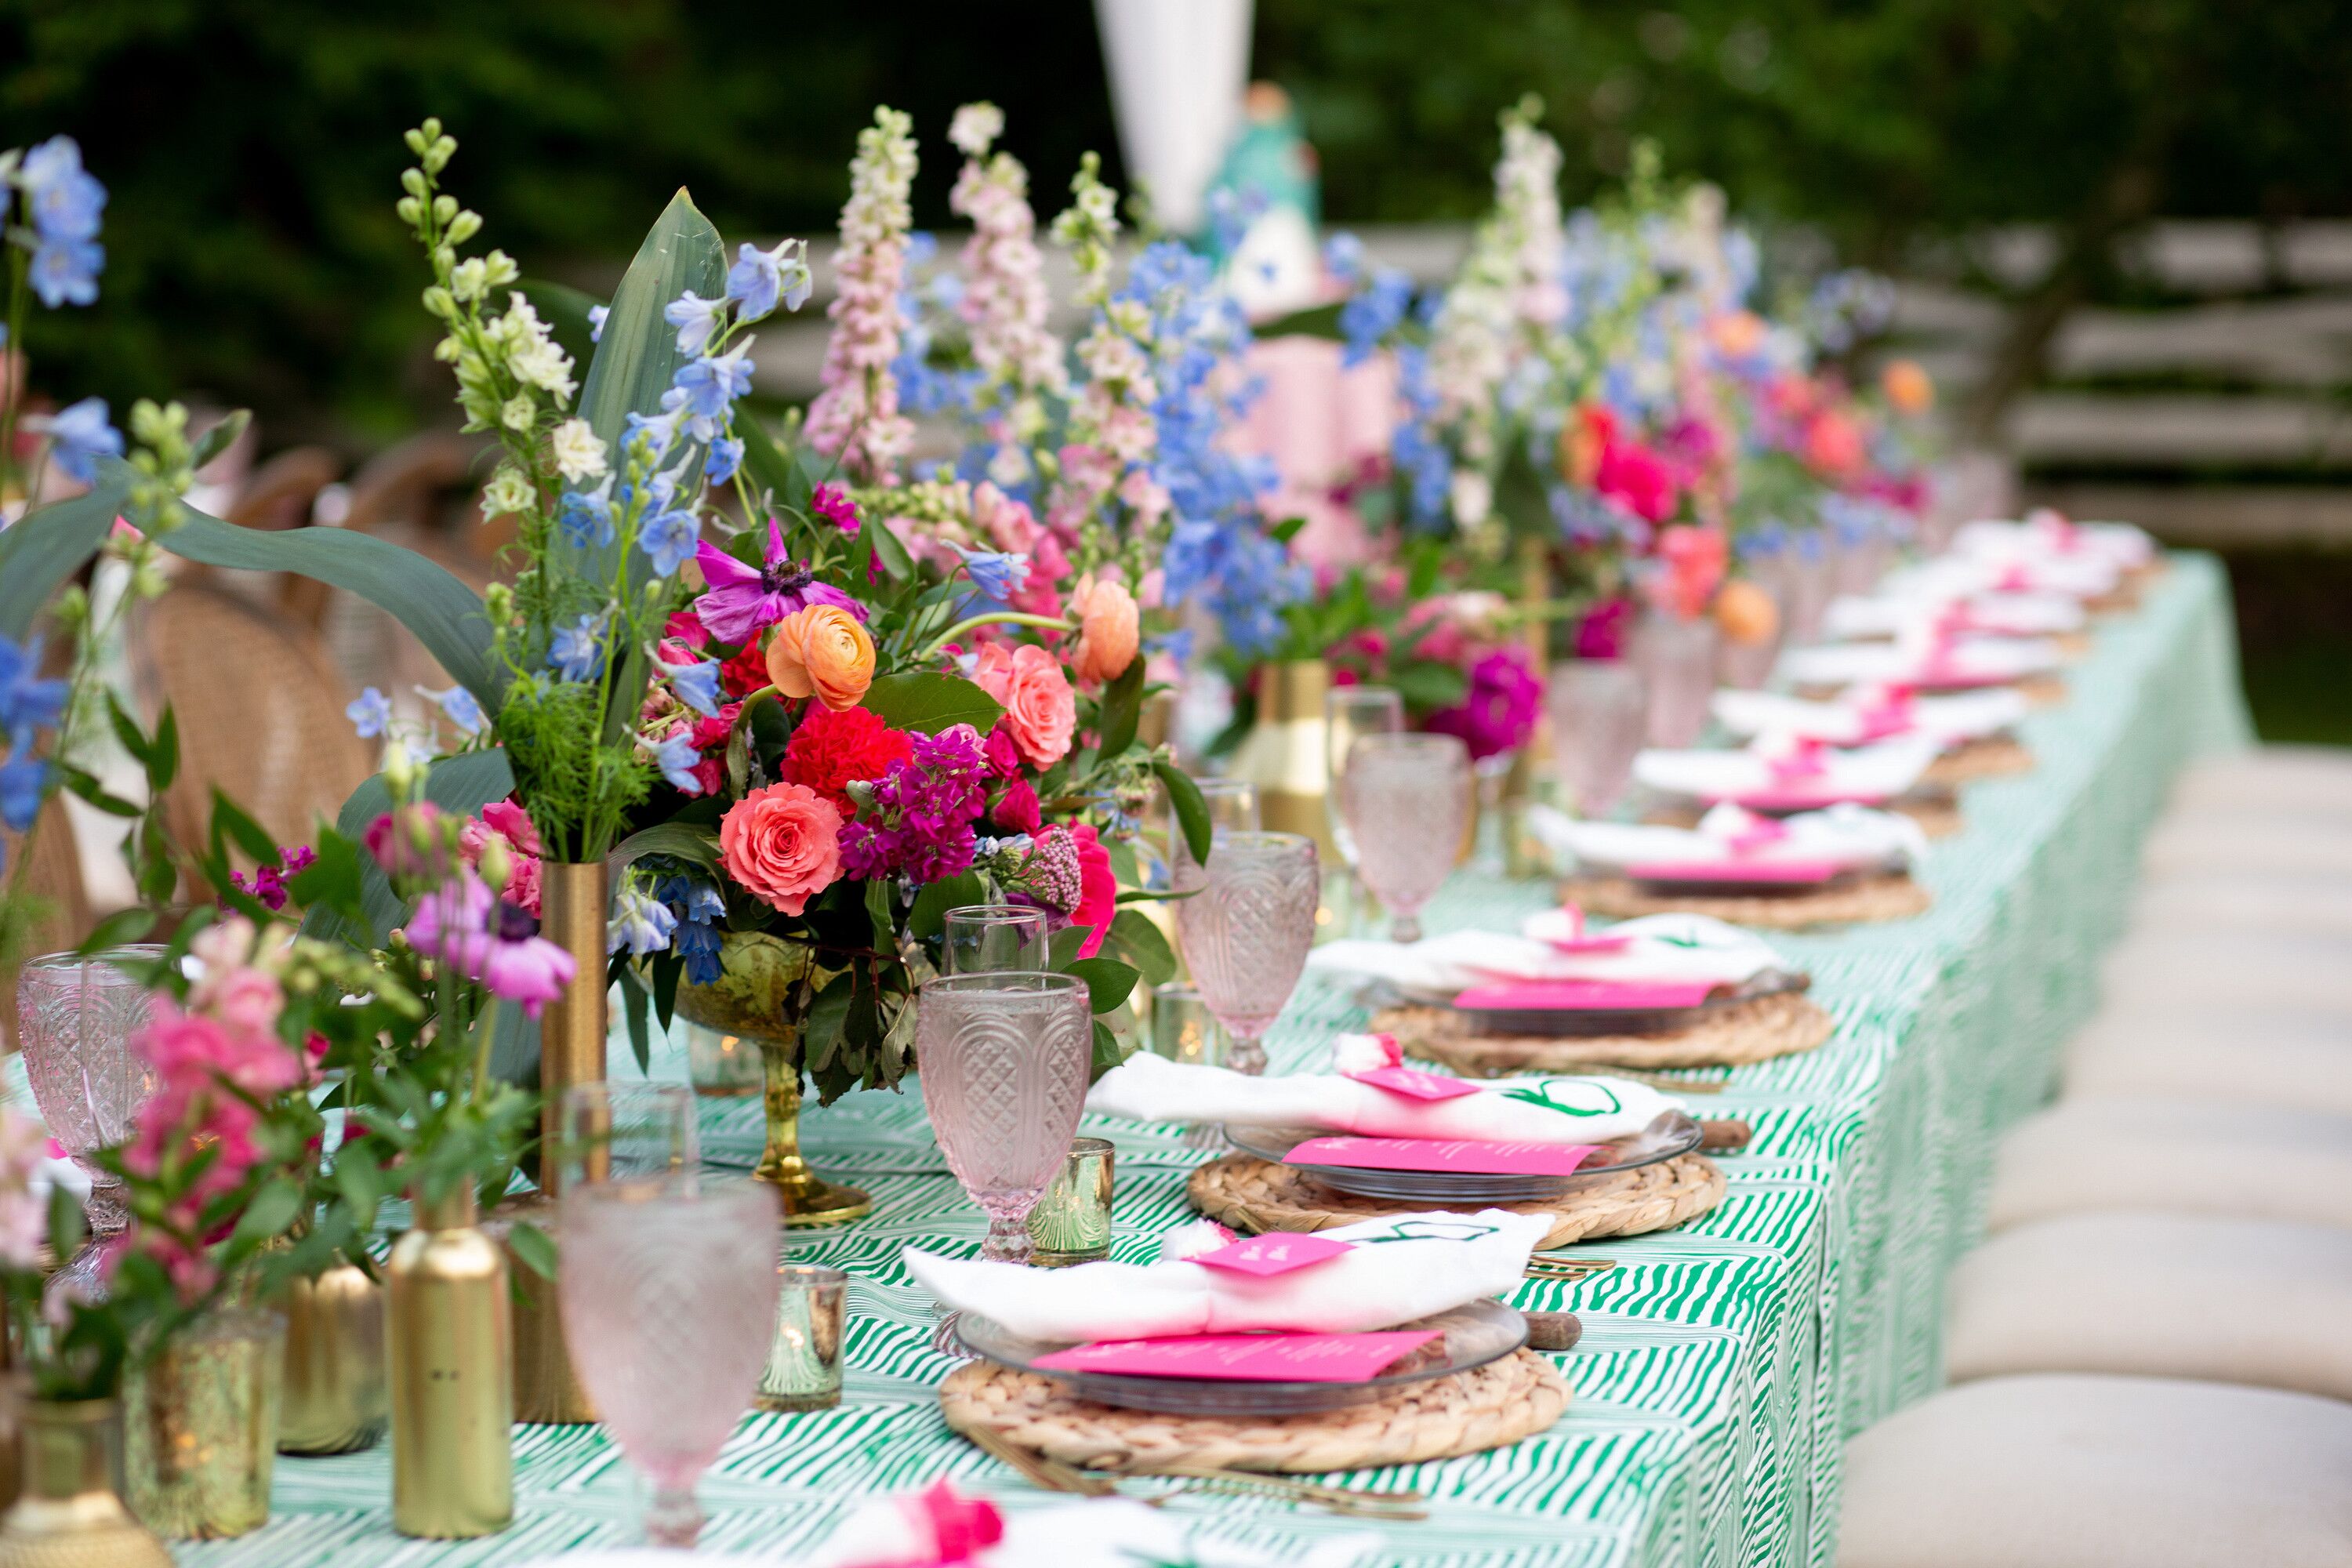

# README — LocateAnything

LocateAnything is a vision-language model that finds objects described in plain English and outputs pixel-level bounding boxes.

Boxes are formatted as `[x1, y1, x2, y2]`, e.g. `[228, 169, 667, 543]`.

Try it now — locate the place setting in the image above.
[1711, 684, 2038, 789]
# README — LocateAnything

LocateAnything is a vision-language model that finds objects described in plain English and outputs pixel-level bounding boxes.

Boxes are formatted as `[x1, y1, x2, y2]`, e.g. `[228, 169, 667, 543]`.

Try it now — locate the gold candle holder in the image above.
[387, 1185, 513, 1540]
[0, 1399, 170, 1568]
[125, 1308, 285, 1540]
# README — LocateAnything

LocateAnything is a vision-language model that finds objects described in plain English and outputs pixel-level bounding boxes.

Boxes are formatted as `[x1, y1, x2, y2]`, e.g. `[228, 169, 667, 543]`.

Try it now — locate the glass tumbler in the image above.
[938, 905, 1050, 975]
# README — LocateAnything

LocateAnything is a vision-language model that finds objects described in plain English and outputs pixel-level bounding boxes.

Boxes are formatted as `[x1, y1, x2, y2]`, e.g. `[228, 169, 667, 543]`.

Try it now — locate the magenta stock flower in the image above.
[836, 724, 992, 886]
[403, 873, 578, 1017]
[1424, 648, 1543, 762]
[693, 517, 869, 646]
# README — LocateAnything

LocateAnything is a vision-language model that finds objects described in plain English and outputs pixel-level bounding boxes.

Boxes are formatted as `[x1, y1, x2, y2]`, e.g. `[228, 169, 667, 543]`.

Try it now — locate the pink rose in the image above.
[972, 643, 1075, 768]
[720, 782, 844, 916]
[1067, 823, 1116, 960]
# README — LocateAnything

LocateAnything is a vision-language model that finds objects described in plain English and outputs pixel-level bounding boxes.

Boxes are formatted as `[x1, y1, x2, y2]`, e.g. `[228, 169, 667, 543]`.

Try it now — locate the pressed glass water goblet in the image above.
[1546, 661, 1648, 818]
[557, 1177, 780, 1548]
[1323, 685, 1404, 927]
[1171, 830, 1319, 1076]
[1343, 733, 1471, 945]
[553, 1081, 699, 1192]
[16, 946, 165, 1233]
[1637, 613, 1721, 749]
[916, 971, 1094, 1264]
[938, 905, 1050, 975]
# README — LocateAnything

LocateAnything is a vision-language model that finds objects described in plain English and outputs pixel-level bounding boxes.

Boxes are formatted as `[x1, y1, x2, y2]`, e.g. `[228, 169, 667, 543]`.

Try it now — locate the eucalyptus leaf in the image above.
[0, 477, 125, 641]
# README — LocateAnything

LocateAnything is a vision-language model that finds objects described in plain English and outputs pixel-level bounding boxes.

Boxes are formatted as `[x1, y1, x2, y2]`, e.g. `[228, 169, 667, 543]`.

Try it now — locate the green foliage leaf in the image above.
[1062, 956, 1140, 1014]
[285, 829, 367, 928]
[75, 909, 155, 955]
[606, 821, 721, 880]
[301, 748, 516, 949]
[572, 189, 726, 586]
[619, 967, 652, 1077]
[507, 1219, 560, 1280]
[1094, 655, 1145, 760]
[233, 1178, 303, 1245]
[150, 706, 180, 792]
[189, 408, 253, 471]
[61, 768, 140, 818]
[1104, 909, 1177, 987]
[0, 477, 122, 641]
[1154, 758, 1212, 865]
[1090, 1018, 1133, 1081]
[209, 786, 281, 864]
[114, 460, 505, 713]
[907, 871, 986, 941]
[1047, 924, 1093, 970]
[1391, 661, 1470, 713]
[859, 672, 1004, 735]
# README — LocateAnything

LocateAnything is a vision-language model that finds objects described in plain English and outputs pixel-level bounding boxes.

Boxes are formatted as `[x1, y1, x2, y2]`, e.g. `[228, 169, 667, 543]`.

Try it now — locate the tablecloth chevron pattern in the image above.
[154, 554, 2247, 1568]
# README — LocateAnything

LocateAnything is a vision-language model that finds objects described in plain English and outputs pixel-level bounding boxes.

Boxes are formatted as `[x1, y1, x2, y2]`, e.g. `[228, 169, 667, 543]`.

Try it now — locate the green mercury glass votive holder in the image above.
[756, 1265, 846, 1414]
[1025, 1137, 1116, 1268]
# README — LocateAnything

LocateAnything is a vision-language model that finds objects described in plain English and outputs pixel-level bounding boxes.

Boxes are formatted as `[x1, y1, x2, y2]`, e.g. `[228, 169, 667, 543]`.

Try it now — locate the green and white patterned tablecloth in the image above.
[180, 554, 2250, 1568]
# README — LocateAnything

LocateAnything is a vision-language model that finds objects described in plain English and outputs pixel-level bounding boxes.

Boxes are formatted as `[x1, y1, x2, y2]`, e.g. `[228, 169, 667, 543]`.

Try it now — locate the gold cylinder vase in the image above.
[676, 934, 869, 1228]
[278, 1262, 386, 1455]
[1228, 659, 1335, 858]
[387, 1186, 513, 1540]
[0, 1399, 169, 1568]
[484, 1192, 595, 1425]
[519, 858, 607, 1424]
[124, 1308, 283, 1541]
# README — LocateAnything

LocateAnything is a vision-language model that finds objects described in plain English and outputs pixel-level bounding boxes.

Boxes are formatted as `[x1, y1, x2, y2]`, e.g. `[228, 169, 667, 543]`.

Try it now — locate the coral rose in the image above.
[1069, 575, 1141, 687]
[719, 782, 844, 916]
[765, 604, 874, 712]
[971, 643, 1075, 768]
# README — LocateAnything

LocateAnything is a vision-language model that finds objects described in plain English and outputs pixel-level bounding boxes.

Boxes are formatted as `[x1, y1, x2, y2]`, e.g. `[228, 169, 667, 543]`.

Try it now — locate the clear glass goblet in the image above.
[1171, 830, 1319, 1076]
[558, 1176, 780, 1548]
[1323, 685, 1403, 876]
[1546, 661, 1647, 818]
[1344, 733, 1471, 945]
[938, 905, 1051, 975]
[553, 1081, 699, 1193]
[1638, 612, 1721, 749]
[916, 971, 1094, 1263]
[16, 946, 165, 1233]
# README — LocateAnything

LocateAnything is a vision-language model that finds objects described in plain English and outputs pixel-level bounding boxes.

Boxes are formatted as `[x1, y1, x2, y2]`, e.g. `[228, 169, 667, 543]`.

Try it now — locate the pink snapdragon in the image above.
[807, 107, 919, 485]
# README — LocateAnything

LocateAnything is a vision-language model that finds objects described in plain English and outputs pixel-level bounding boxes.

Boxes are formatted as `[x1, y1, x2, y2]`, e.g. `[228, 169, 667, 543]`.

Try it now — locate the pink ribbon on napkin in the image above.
[1725, 814, 1792, 858]
[907, 1483, 1004, 1566]
[1764, 736, 1831, 784]
[1853, 686, 1917, 742]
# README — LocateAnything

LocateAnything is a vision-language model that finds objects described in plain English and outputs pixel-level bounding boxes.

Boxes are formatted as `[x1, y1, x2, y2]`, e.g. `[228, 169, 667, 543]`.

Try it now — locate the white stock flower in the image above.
[550, 417, 608, 483]
[948, 101, 1004, 158]
[500, 394, 535, 432]
[481, 464, 535, 518]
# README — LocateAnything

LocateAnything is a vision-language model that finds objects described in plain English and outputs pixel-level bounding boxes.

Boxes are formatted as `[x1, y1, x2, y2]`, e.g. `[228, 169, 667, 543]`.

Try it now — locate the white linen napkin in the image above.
[906, 1207, 1556, 1342]
[1087, 1048, 1682, 1145]
[1306, 930, 1581, 996]
[1633, 733, 1941, 804]
[1954, 516, 2155, 571]
[1712, 688, 2027, 747]
[804, 1487, 1379, 1568]
[1528, 800, 1927, 875]
[1823, 589, 2085, 640]
[1879, 552, 2119, 604]
[1776, 633, 2063, 690]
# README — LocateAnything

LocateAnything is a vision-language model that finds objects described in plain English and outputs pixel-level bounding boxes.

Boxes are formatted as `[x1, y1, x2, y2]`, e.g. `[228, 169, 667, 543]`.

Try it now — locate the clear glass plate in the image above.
[956, 1297, 1527, 1416]
[1223, 1109, 1705, 1203]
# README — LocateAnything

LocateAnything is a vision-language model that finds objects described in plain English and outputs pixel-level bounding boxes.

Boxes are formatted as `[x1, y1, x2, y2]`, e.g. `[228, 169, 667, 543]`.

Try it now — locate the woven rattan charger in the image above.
[1922, 734, 2034, 788]
[1559, 870, 1931, 929]
[942, 1348, 1570, 1476]
[1373, 986, 1833, 1075]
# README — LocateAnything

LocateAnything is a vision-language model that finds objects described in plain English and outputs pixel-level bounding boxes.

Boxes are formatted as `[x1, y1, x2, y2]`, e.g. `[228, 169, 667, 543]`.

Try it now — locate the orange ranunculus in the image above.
[1715, 579, 1780, 646]
[1882, 358, 1934, 416]
[1069, 575, 1141, 686]
[765, 604, 874, 712]
[718, 782, 842, 915]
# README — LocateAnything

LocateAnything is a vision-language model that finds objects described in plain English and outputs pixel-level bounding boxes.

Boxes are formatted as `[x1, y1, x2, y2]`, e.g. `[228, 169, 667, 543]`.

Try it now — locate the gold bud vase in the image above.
[125, 1307, 284, 1541]
[387, 1186, 513, 1540]
[1228, 659, 1335, 858]
[514, 858, 608, 1425]
[278, 1262, 387, 1455]
[0, 1399, 170, 1568]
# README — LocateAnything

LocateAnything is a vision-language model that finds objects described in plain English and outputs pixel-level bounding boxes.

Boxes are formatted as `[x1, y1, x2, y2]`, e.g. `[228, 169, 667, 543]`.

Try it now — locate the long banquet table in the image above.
[196, 554, 2251, 1568]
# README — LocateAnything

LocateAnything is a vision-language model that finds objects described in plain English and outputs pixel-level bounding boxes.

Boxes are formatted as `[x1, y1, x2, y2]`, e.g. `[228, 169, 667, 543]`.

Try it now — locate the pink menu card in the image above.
[1188, 1233, 1357, 1277]
[1707, 787, 1892, 812]
[1454, 979, 1715, 1011]
[1286, 1136, 1604, 1176]
[1031, 1330, 1439, 1382]
[1343, 1064, 1483, 1101]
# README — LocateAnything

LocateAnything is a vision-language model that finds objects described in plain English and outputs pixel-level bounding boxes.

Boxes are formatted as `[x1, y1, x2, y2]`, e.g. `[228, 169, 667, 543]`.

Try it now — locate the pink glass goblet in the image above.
[16, 946, 165, 1235]
[916, 971, 1094, 1264]
[558, 1177, 781, 1548]
[1637, 613, 1720, 749]
[1171, 830, 1320, 1076]
[1343, 733, 1470, 945]
[1546, 661, 1647, 818]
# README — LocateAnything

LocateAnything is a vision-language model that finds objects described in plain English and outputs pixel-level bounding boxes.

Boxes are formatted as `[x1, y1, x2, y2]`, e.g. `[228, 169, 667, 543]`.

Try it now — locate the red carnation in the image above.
[719, 639, 770, 699]
[779, 705, 913, 817]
